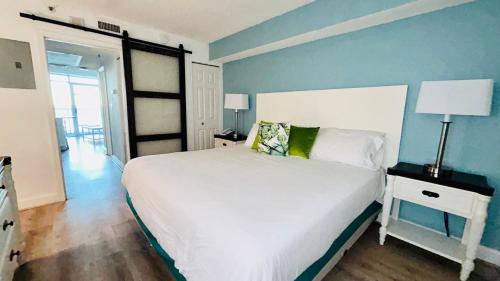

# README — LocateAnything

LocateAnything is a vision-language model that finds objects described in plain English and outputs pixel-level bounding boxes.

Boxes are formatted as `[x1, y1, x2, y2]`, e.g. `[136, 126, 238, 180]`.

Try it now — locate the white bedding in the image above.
[122, 145, 384, 281]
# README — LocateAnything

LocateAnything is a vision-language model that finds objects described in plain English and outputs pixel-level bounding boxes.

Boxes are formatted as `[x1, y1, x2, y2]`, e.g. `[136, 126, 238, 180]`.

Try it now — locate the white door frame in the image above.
[35, 25, 129, 201]
[34, 22, 198, 202]
[191, 62, 223, 150]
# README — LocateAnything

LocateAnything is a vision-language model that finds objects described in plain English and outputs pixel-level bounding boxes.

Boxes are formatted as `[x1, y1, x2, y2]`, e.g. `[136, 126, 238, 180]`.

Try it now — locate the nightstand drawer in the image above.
[393, 177, 475, 218]
[215, 138, 237, 148]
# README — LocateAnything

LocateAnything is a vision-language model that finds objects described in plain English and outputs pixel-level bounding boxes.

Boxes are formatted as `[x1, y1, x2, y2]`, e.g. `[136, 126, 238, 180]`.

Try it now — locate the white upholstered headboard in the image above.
[256, 85, 408, 168]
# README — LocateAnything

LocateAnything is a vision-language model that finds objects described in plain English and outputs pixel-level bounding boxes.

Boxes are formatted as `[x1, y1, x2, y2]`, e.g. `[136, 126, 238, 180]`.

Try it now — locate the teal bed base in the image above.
[126, 193, 381, 281]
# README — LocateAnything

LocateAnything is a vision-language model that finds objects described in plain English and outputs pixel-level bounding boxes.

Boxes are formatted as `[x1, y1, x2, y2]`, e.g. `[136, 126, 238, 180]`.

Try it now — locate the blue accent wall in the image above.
[219, 0, 500, 249]
[210, 0, 414, 60]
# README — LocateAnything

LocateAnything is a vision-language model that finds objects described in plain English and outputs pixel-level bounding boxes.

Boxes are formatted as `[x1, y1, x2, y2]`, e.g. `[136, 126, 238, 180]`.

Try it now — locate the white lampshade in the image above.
[416, 79, 493, 116]
[224, 93, 249, 110]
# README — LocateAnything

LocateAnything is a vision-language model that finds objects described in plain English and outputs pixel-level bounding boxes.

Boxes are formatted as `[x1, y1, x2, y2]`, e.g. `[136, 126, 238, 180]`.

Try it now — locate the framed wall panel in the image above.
[0, 38, 36, 89]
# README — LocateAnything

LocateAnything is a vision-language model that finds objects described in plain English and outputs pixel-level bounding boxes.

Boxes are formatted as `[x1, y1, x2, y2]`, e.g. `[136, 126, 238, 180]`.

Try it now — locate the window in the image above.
[50, 80, 72, 117]
[73, 84, 102, 126]
[49, 73, 102, 136]
[69, 76, 99, 85]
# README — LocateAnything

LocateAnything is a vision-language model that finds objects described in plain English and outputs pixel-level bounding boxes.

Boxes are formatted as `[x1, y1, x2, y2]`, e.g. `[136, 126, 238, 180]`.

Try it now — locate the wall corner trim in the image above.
[212, 0, 473, 63]
[111, 155, 125, 171]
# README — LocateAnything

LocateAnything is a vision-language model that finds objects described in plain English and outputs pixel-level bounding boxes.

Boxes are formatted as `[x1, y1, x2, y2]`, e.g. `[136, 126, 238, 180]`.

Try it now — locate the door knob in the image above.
[201, 122, 205, 125]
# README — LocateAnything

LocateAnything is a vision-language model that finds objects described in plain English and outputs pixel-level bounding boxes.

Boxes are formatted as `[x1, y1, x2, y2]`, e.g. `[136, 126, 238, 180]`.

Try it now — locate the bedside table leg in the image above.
[461, 219, 471, 245]
[379, 175, 395, 245]
[391, 198, 400, 220]
[460, 197, 490, 281]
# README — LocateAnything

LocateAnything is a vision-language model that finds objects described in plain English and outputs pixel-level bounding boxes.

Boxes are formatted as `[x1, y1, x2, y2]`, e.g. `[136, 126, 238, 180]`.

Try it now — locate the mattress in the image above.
[122, 145, 385, 281]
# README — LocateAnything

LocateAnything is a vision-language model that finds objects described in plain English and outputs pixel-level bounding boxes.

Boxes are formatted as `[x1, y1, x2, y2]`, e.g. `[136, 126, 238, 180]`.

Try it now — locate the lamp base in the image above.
[424, 164, 453, 178]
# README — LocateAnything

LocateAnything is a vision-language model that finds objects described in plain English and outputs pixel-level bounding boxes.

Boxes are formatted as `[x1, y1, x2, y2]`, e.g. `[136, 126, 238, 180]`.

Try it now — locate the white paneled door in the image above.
[192, 63, 221, 150]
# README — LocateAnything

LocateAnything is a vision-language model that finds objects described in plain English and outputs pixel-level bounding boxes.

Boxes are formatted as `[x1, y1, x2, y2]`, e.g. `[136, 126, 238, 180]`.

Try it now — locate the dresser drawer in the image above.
[393, 177, 476, 218]
[0, 223, 19, 281]
[0, 170, 4, 190]
[0, 196, 14, 256]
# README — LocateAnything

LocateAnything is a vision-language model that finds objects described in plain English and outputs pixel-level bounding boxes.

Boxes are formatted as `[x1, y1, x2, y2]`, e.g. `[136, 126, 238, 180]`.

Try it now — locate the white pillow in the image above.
[244, 123, 259, 147]
[309, 128, 385, 170]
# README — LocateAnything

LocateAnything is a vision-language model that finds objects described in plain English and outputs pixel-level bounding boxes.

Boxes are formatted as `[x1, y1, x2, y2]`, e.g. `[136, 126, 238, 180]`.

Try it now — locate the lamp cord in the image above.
[444, 212, 450, 237]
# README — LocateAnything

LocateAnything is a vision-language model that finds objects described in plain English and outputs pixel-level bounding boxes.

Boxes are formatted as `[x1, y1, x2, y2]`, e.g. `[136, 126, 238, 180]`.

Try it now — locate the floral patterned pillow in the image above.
[257, 122, 291, 156]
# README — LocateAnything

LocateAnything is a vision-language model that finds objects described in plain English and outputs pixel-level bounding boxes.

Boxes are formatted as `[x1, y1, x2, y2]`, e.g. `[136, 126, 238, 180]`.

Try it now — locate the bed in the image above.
[122, 85, 408, 281]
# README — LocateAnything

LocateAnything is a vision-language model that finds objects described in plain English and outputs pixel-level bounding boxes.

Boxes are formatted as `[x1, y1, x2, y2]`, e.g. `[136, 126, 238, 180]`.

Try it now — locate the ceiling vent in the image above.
[98, 21, 121, 33]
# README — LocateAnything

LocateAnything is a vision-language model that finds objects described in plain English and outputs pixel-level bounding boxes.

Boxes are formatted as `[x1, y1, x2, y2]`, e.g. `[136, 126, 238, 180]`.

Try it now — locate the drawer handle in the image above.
[222, 143, 227, 146]
[422, 190, 440, 198]
[3, 220, 14, 231]
[9, 250, 20, 262]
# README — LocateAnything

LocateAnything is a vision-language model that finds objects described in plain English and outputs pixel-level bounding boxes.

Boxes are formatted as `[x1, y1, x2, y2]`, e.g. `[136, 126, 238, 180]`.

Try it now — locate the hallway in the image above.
[14, 136, 173, 280]
[61, 137, 116, 200]
[18, 136, 127, 261]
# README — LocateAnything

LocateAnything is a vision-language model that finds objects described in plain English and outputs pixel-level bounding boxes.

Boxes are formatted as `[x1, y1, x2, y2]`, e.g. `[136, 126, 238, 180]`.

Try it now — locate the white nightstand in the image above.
[214, 134, 246, 148]
[379, 162, 494, 281]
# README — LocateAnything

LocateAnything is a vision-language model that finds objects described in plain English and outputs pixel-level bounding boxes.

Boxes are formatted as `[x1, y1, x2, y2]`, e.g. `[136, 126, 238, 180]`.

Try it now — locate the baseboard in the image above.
[18, 192, 64, 210]
[477, 244, 500, 266]
[111, 155, 124, 171]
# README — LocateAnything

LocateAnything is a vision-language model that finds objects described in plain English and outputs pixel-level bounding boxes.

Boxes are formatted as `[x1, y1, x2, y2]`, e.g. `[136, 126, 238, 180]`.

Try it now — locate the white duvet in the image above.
[122, 146, 384, 281]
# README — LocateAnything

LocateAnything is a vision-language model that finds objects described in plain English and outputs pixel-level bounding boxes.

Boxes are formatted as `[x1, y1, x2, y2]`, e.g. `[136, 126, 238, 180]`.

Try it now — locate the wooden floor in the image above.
[14, 138, 500, 280]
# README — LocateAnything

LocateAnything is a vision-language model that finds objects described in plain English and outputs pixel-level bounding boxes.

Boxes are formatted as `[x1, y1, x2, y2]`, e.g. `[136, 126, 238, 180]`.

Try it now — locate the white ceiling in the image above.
[45, 40, 115, 69]
[58, 0, 313, 42]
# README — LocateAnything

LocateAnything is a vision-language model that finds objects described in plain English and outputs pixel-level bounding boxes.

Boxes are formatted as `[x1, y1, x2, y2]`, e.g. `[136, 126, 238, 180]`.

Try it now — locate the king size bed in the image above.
[122, 85, 408, 281]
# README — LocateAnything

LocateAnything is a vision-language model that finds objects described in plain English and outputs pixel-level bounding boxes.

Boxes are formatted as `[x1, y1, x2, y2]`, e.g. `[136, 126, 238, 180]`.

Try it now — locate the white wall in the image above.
[0, 0, 210, 209]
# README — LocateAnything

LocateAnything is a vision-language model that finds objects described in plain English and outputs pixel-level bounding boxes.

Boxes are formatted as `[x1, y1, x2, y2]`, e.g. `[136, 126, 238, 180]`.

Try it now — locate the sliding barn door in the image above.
[122, 36, 187, 158]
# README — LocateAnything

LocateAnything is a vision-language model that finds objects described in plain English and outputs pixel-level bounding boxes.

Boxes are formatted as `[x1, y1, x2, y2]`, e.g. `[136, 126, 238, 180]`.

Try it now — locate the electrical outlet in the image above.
[70, 16, 85, 26]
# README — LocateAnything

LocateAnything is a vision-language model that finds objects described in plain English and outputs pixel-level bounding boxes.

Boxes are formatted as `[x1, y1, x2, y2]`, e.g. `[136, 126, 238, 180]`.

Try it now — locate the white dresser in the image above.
[0, 157, 24, 281]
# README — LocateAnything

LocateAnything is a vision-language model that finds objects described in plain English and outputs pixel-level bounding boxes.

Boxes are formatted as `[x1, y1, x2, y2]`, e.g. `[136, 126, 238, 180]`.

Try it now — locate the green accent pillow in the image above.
[252, 121, 271, 150]
[257, 122, 290, 156]
[288, 125, 320, 159]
